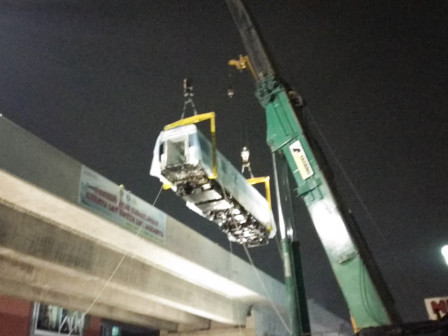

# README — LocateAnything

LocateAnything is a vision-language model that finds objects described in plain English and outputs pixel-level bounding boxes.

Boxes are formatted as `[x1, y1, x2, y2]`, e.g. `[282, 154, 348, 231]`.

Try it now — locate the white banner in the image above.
[79, 166, 166, 243]
[424, 296, 448, 320]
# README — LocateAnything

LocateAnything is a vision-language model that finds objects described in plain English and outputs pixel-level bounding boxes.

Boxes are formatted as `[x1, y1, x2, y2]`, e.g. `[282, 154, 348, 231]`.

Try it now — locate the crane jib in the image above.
[226, 0, 402, 331]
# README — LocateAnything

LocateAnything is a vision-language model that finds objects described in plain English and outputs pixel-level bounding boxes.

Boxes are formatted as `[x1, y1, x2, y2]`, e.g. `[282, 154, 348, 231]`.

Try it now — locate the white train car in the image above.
[150, 123, 276, 247]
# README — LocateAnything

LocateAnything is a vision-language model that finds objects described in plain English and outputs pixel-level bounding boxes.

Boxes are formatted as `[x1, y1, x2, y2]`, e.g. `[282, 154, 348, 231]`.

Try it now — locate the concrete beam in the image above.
[0, 248, 209, 329]
[0, 199, 247, 326]
[0, 276, 177, 331]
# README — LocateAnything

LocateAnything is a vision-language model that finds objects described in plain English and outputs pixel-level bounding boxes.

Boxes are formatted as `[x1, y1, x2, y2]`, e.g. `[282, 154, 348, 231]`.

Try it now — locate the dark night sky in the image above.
[1, 0, 447, 324]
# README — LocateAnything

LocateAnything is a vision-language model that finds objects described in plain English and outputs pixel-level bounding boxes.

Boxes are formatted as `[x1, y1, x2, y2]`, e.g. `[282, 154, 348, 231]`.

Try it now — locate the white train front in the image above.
[150, 124, 277, 247]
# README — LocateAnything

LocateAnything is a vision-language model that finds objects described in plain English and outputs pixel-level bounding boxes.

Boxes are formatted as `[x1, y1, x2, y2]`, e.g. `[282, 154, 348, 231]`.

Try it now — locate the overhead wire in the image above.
[65, 186, 163, 336]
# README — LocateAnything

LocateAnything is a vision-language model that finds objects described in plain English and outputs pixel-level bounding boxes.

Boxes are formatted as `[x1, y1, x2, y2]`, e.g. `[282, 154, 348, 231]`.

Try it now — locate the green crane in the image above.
[225, 1, 401, 334]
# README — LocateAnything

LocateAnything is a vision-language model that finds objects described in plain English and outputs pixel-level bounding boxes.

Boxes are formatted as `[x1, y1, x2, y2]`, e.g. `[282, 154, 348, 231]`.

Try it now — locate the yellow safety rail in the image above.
[247, 176, 272, 211]
[164, 112, 218, 180]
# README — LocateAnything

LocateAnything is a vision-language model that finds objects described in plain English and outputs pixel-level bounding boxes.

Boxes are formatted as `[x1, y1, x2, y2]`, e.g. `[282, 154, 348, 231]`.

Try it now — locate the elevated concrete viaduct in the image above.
[0, 116, 289, 335]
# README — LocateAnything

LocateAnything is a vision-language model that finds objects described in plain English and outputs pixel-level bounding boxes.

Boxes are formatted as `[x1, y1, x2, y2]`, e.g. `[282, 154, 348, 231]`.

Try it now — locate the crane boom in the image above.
[226, 0, 401, 331]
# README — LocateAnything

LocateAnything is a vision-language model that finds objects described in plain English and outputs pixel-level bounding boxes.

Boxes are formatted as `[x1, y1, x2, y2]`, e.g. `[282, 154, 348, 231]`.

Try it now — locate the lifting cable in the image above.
[180, 78, 198, 119]
[239, 128, 256, 180]
[228, 62, 254, 180]
[230, 68, 288, 331]
[239, 127, 253, 178]
[241, 146, 254, 178]
[65, 187, 164, 336]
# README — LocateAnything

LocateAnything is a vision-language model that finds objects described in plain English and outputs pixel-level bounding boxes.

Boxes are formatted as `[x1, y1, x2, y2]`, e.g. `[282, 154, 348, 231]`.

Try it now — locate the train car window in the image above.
[166, 139, 186, 165]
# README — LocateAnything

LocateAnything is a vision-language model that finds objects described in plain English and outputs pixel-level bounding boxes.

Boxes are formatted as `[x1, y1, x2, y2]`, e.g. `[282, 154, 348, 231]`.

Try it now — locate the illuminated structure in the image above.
[150, 113, 276, 247]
